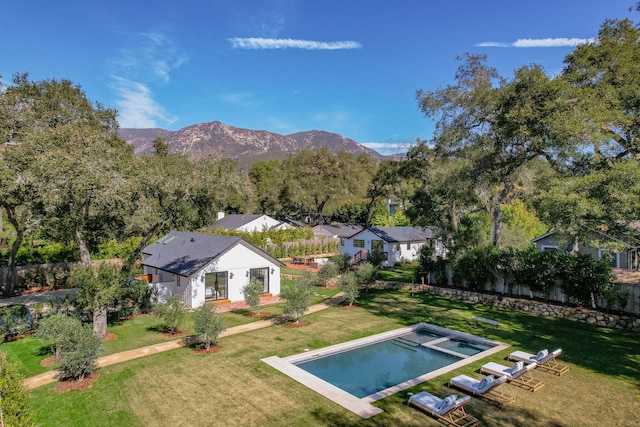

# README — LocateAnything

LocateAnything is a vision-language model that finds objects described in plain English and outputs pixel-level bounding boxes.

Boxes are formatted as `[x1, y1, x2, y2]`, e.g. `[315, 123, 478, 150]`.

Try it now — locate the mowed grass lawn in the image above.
[16, 289, 640, 426]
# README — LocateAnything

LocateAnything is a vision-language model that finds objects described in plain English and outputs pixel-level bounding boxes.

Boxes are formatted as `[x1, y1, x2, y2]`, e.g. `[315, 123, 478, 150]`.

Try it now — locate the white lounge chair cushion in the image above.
[536, 349, 549, 360]
[438, 394, 459, 413]
[477, 375, 494, 392]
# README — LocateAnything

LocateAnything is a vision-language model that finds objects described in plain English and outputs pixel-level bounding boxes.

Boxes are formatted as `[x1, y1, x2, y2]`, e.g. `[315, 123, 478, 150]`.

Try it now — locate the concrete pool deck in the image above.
[262, 323, 510, 419]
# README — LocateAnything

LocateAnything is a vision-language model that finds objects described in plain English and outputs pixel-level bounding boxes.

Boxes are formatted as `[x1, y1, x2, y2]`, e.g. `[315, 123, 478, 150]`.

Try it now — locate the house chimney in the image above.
[217, 211, 225, 220]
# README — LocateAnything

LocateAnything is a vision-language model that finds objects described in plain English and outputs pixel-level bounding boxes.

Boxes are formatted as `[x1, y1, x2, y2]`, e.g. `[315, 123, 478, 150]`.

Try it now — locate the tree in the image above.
[281, 271, 315, 323]
[338, 272, 359, 306]
[122, 155, 250, 273]
[152, 136, 169, 157]
[242, 278, 266, 314]
[192, 305, 226, 350]
[416, 56, 571, 248]
[355, 262, 377, 292]
[153, 295, 186, 334]
[0, 353, 35, 427]
[279, 147, 375, 225]
[561, 19, 640, 162]
[69, 262, 125, 339]
[36, 313, 83, 360]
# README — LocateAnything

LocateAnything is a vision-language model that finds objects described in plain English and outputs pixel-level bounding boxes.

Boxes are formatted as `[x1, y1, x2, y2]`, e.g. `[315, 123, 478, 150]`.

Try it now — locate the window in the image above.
[599, 249, 619, 268]
[205, 272, 228, 300]
[371, 239, 384, 252]
[340, 238, 345, 246]
[541, 245, 558, 252]
[353, 239, 365, 248]
[407, 243, 411, 250]
[176, 276, 181, 287]
[250, 267, 270, 293]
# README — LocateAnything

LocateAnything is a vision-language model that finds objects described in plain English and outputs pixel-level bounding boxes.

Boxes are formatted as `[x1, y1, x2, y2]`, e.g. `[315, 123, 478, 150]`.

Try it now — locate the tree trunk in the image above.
[75, 226, 92, 266]
[492, 204, 502, 247]
[4, 211, 25, 297]
[93, 305, 108, 339]
[571, 235, 580, 254]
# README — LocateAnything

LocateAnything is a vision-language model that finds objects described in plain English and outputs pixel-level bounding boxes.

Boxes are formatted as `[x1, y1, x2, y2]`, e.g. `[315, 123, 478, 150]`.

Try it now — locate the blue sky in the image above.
[1, 1, 635, 155]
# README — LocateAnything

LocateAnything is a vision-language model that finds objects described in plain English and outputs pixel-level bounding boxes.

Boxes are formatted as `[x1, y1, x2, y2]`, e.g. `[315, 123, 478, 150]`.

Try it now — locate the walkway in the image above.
[23, 293, 345, 390]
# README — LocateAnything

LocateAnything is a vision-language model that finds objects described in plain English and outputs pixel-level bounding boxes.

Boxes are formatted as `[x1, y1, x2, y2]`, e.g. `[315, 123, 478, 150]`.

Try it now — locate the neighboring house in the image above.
[312, 224, 364, 240]
[531, 229, 640, 270]
[142, 230, 284, 308]
[340, 226, 444, 267]
[209, 212, 293, 232]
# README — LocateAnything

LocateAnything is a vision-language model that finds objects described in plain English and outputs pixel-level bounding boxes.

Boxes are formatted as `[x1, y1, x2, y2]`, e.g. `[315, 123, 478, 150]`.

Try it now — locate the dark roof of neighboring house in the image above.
[353, 226, 436, 242]
[208, 214, 265, 231]
[314, 224, 364, 238]
[142, 230, 283, 277]
[531, 228, 640, 248]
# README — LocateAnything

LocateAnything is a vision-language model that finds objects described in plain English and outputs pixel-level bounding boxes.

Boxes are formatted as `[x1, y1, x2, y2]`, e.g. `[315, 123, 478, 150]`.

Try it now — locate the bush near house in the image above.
[153, 295, 186, 334]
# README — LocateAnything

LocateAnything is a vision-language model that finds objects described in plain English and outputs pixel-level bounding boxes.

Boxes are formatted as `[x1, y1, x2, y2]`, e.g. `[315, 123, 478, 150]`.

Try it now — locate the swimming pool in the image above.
[262, 323, 509, 418]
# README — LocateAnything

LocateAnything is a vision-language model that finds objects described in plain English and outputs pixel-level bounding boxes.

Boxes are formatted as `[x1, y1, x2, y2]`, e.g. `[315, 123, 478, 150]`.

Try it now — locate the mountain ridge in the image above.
[118, 121, 385, 169]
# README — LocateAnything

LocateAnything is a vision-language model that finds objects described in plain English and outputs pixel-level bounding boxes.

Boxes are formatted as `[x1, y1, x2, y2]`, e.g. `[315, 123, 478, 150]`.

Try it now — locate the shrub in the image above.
[242, 278, 265, 314]
[0, 353, 35, 427]
[193, 305, 226, 350]
[153, 295, 186, 334]
[338, 272, 359, 306]
[122, 279, 153, 315]
[0, 305, 32, 342]
[56, 324, 102, 381]
[331, 253, 352, 274]
[317, 261, 339, 286]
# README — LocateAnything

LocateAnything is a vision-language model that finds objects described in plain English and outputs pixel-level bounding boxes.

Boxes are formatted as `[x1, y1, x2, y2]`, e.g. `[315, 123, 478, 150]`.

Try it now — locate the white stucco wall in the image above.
[189, 244, 281, 308]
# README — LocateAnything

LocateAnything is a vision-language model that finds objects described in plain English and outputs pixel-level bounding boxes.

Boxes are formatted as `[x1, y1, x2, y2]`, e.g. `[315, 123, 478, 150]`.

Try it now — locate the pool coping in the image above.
[261, 323, 509, 419]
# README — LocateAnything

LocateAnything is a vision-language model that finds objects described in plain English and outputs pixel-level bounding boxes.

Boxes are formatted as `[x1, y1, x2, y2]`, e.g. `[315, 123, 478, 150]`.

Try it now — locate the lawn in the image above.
[376, 263, 417, 283]
[17, 289, 640, 426]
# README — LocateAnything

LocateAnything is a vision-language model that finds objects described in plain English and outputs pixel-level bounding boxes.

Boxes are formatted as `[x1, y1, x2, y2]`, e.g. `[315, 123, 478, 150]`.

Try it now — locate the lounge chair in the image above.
[480, 361, 545, 392]
[449, 374, 515, 408]
[508, 348, 569, 376]
[408, 392, 479, 426]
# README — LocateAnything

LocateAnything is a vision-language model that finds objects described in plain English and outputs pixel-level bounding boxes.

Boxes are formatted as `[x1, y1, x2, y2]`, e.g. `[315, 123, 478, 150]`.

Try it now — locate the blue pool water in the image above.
[296, 328, 493, 398]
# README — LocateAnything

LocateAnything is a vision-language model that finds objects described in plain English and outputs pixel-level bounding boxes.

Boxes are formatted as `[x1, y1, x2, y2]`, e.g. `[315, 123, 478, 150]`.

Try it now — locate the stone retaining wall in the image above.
[372, 281, 640, 331]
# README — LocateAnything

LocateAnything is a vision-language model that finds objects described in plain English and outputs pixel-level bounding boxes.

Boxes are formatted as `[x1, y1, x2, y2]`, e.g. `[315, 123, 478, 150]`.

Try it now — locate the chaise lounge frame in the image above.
[448, 374, 515, 408]
[408, 392, 479, 427]
[508, 348, 569, 376]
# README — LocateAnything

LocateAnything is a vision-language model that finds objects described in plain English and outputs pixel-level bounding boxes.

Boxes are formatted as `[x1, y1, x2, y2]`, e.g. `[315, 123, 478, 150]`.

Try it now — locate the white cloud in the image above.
[110, 32, 186, 128]
[111, 77, 176, 128]
[228, 37, 362, 50]
[477, 37, 595, 48]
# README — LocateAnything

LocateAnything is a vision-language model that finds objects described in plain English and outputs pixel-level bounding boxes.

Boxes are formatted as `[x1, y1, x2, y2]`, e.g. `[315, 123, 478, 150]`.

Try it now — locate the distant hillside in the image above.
[118, 121, 384, 169]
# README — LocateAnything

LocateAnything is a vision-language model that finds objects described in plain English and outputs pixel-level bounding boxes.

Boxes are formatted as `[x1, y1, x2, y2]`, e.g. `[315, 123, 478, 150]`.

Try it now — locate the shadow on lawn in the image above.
[356, 289, 640, 386]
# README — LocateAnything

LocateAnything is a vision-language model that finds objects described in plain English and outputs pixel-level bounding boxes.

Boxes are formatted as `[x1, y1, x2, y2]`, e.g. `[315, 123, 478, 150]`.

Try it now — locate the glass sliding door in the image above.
[205, 272, 228, 300]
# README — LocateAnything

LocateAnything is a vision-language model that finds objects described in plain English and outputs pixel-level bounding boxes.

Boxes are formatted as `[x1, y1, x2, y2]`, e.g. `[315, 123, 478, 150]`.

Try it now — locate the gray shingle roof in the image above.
[142, 230, 282, 277]
[315, 224, 364, 238]
[366, 226, 436, 242]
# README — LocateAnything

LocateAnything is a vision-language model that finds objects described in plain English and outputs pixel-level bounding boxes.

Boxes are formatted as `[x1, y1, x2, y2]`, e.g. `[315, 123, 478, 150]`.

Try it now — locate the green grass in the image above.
[16, 289, 640, 426]
[376, 263, 417, 283]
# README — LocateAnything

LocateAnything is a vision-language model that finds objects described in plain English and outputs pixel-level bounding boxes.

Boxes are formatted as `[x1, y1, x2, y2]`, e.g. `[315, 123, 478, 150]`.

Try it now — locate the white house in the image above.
[142, 230, 284, 308]
[532, 229, 640, 270]
[340, 226, 444, 267]
[209, 212, 293, 233]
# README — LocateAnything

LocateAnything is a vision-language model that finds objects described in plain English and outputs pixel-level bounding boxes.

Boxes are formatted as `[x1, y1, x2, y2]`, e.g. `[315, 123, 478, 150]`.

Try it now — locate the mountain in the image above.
[118, 121, 384, 169]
